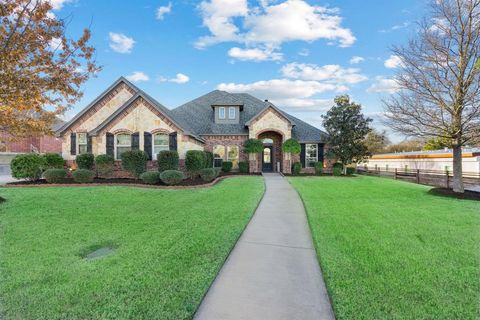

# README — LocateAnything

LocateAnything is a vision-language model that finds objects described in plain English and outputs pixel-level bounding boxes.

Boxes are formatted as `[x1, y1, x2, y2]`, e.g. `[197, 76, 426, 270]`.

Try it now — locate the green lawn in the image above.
[0, 177, 264, 320]
[289, 176, 480, 320]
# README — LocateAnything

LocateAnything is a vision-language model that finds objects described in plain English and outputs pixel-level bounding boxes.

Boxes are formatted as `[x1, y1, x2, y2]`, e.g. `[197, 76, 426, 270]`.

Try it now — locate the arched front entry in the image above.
[258, 131, 283, 172]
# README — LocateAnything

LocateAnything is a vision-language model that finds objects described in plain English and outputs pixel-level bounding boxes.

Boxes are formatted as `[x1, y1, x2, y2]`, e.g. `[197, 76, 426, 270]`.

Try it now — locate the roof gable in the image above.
[245, 103, 295, 127]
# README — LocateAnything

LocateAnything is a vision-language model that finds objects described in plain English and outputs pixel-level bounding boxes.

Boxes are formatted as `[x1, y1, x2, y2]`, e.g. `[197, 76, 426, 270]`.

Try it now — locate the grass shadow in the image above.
[428, 188, 480, 201]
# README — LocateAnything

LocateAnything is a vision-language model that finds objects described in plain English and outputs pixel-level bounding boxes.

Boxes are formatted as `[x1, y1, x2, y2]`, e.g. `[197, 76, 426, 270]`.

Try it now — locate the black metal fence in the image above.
[357, 167, 480, 189]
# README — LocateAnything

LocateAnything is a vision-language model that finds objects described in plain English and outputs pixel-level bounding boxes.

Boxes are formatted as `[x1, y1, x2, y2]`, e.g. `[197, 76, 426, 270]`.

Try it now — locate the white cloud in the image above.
[367, 77, 400, 94]
[349, 56, 364, 64]
[379, 21, 410, 33]
[48, 0, 71, 10]
[109, 32, 135, 54]
[281, 63, 368, 84]
[126, 71, 150, 82]
[48, 37, 63, 51]
[156, 2, 172, 20]
[196, 0, 355, 53]
[298, 48, 310, 56]
[384, 55, 403, 69]
[228, 47, 282, 61]
[159, 73, 190, 84]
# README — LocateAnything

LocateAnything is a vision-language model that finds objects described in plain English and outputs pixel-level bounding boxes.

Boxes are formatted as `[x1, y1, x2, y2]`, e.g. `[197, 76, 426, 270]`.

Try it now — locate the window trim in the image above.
[228, 107, 236, 119]
[152, 133, 169, 160]
[115, 133, 132, 160]
[77, 132, 88, 155]
[305, 143, 318, 168]
[218, 107, 226, 119]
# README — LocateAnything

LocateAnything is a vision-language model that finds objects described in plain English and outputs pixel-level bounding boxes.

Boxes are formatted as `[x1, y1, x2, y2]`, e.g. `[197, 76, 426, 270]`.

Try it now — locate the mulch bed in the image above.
[428, 187, 480, 201]
[4, 173, 261, 188]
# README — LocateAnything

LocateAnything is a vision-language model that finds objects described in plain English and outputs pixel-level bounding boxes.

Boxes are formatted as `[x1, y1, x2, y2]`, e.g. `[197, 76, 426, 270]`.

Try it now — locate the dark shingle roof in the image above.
[170, 90, 327, 142]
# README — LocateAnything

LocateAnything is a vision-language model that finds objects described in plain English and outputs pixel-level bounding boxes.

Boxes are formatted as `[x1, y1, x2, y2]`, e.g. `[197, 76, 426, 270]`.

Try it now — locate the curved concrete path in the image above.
[194, 173, 335, 320]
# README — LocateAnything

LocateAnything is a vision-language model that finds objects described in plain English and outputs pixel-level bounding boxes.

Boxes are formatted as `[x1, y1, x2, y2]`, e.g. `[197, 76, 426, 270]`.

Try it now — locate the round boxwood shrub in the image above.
[292, 162, 302, 175]
[185, 150, 207, 176]
[199, 168, 217, 182]
[238, 161, 249, 173]
[160, 170, 184, 185]
[333, 163, 343, 176]
[43, 168, 67, 183]
[314, 161, 323, 175]
[221, 161, 233, 173]
[140, 171, 160, 185]
[10, 153, 45, 181]
[243, 138, 263, 154]
[72, 169, 95, 183]
[76, 153, 94, 170]
[157, 150, 179, 172]
[204, 151, 214, 168]
[121, 150, 148, 178]
[346, 167, 356, 176]
[95, 154, 115, 177]
[282, 138, 301, 155]
[42, 153, 64, 169]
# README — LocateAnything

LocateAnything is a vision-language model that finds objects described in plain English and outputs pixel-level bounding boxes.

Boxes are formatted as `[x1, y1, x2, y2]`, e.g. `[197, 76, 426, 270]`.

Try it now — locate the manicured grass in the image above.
[0, 177, 264, 320]
[289, 176, 480, 320]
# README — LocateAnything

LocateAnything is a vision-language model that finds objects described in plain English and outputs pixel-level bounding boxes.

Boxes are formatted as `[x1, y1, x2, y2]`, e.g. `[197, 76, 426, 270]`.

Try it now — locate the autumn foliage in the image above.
[0, 0, 100, 138]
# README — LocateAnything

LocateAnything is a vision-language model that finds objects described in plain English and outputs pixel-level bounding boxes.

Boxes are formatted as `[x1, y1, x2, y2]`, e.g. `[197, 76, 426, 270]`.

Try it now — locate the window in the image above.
[219, 107, 226, 119]
[305, 144, 318, 167]
[213, 145, 225, 167]
[153, 133, 169, 159]
[115, 134, 131, 160]
[263, 147, 271, 163]
[228, 107, 236, 119]
[227, 145, 239, 169]
[262, 138, 273, 144]
[77, 133, 88, 154]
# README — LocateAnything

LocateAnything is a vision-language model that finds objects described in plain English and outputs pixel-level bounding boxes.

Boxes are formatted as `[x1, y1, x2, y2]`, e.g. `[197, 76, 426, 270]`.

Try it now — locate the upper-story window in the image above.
[77, 133, 88, 154]
[115, 134, 131, 160]
[228, 107, 236, 119]
[219, 107, 226, 119]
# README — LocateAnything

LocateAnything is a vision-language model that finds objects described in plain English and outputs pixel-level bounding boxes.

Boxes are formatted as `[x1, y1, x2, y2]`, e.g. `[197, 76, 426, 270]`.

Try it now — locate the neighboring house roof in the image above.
[371, 147, 480, 159]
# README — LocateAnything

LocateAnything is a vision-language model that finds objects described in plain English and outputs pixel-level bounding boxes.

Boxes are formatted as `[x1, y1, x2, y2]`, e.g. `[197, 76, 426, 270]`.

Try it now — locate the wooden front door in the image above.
[262, 146, 273, 172]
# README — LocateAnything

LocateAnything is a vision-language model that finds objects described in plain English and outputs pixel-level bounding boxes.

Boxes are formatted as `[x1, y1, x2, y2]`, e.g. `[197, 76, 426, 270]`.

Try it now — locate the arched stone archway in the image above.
[257, 131, 283, 173]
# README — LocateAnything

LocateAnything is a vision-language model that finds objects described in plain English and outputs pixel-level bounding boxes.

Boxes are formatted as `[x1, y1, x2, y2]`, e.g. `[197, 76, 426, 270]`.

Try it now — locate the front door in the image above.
[262, 146, 273, 172]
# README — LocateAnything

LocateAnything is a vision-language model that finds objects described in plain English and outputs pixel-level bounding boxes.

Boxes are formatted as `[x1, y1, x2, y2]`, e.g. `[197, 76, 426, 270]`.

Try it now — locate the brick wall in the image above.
[203, 135, 248, 166]
[0, 132, 61, 153]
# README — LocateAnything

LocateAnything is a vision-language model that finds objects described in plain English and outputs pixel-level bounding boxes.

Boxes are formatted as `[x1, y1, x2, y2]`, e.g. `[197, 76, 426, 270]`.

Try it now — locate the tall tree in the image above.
[384, 138, 426, 153]
[364, 129, 391, 155]
[0, 0, 100, 138]
[322, 95, 372, 171]
[383, 0, 480, 193]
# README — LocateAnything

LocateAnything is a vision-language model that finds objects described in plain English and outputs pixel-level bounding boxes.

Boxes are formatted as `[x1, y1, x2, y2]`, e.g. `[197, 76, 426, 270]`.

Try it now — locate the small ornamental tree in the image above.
[322, 95, 372, 173]
[243, 139, 263, 154]
[282, 138, 301, 155]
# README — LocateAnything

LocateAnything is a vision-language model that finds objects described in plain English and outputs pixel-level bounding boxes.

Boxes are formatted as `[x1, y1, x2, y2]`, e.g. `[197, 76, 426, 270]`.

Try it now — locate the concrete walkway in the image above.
[194, 173, 335, 320]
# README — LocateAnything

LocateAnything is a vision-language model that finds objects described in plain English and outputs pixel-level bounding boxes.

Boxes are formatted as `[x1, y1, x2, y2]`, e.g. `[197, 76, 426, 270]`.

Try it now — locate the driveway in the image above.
[194, 173, 335, 320]
[0, 165, 17, 185]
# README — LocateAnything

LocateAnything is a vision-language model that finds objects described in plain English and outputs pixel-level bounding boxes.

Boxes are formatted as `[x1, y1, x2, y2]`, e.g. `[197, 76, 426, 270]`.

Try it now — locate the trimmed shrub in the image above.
[42, 153, 64, 169]
[292, 162, 302, 175]
[43, 168, 67, 183]
[282, 138, 301, 155]
[200, 168, 217, 182]
[185, 150, 207, 176]
[333, 163, 343, 176]
[346, 167, 356, 175]
[221, 161, 233, 173]
[157, 150, 179, 172]
[76, 153, 94, 170]
[160, 170, 184, 185]
[238, 161, 249, 173]
[243, 138, 263, 154]
[140, 171, 160, 185]
[204, 151, 214, 168]
[10, 153, 45, 181]
[121, 150, 148, 178]
[95, 154, 115, 177]
[72, 169, 95, 183]
[314, 161, 323, 175]
[214, 167, 221, 177]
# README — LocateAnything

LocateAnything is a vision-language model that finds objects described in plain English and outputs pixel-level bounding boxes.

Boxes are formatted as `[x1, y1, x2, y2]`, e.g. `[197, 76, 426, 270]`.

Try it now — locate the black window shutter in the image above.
[106, 133, 114, 157]
[87, 135, 92, 153]
[70, 133, 76, 155]
[169, 132, 177, 151]
[131, 132, 140, 150]
[318, 143, 324, 162]
[300, 143, 306, 167]
[144, 132, 152, 160]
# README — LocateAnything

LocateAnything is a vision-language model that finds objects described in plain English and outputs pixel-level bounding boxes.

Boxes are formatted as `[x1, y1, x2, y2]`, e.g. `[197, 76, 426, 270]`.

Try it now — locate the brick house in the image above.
[56, 77, 327, 174]
[0, 121, 64, 154]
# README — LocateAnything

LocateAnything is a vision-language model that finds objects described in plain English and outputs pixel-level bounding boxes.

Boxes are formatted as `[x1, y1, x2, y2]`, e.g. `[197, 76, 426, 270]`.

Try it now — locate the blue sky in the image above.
[52, 0, 428, 141]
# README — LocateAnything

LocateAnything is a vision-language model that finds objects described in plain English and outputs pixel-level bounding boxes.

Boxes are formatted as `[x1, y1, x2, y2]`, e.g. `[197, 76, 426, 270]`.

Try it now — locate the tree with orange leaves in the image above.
[0, 0, 101, 138]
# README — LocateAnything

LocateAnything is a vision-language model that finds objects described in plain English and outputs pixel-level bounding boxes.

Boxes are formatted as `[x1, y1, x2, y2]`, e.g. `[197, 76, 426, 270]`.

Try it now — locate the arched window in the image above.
[262, 138, 273, 144]
[115, 133, 131, 159]
[153, 133, 169, 159]
[227, 145, 239, 169]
